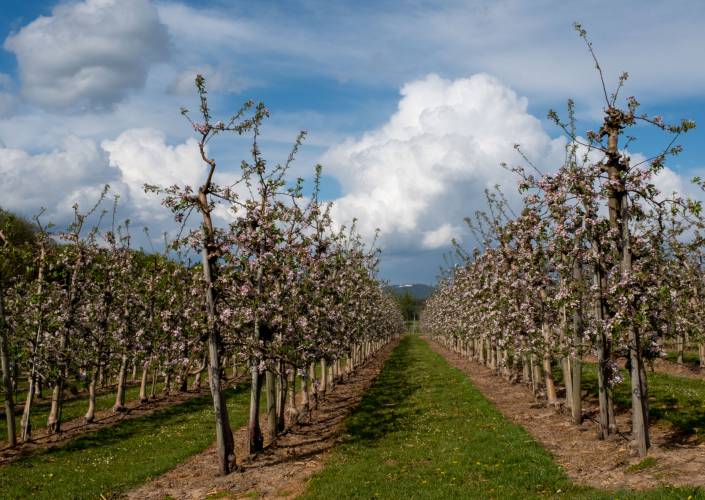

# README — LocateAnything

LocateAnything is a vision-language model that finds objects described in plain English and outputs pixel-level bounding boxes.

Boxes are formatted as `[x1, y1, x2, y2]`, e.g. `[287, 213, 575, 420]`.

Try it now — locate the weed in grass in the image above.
[626, 457, 658, 473]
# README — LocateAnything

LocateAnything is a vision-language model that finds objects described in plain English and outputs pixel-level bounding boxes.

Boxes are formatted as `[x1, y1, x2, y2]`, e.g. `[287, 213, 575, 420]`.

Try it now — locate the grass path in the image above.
[302, 335, 703, 499]
[0, 384, 252, 499]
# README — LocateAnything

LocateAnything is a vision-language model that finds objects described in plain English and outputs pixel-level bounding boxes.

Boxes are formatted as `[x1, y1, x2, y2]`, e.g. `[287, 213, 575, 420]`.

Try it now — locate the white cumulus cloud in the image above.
[101, 128, 204, 222]
[0, 128, 209, 236]
[4, 0, 169, 112]
[0, 136, 116, 214]
[324, 73, 566, 251]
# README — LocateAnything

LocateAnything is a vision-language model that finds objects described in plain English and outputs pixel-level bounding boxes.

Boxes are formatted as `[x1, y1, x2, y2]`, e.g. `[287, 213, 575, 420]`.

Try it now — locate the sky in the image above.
[1, 0, 705, 284]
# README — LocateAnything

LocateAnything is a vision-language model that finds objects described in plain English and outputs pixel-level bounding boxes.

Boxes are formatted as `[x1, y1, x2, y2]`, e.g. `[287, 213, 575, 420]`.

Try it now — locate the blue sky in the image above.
[1, 0, 705, 284]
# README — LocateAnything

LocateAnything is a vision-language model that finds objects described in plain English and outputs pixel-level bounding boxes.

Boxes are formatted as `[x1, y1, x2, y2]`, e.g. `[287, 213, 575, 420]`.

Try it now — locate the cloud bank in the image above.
[324, 73, 566, 251]
[4, 0, 169, 111]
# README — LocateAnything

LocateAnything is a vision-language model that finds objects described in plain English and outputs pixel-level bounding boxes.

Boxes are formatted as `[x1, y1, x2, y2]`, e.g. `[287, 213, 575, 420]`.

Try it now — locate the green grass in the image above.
[626, 457, 658, 474]
[567, 362, 705, 443]
[0, 380, 168, 444]
[664, 350, 701, 367]
[0, 383, 252, 499]
[302, 336, 703, 499]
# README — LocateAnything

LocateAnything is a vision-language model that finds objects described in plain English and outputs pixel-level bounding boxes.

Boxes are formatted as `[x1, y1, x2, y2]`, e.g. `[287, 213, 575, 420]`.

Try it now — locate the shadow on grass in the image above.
[341, 337, 423, 445]
[576, 364, 705, 443]
[17, 384, 250, 461]
[665, 351, 701, 369]
[1, 382, 254, 499]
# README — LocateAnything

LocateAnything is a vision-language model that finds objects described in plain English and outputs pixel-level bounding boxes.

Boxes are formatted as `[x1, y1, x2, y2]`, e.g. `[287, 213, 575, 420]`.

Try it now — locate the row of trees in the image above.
[0, 77, 404, 475]
[422, 27, 699, 457]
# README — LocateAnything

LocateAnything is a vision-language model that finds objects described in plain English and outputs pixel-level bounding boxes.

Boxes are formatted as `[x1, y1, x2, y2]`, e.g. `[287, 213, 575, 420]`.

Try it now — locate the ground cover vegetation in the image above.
[303, 336, 702, 499]
[0, 76, 404, 482]
[569, 361, 705, 443]
[422, 26, 702, 458]
[0, 385, 252, 498]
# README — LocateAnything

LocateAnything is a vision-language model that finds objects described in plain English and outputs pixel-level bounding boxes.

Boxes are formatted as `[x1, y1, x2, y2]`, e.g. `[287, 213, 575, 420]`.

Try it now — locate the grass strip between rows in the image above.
[0, 383, 251, 499]
[0, 381, 167, 444]
[302, 335, 703, 499]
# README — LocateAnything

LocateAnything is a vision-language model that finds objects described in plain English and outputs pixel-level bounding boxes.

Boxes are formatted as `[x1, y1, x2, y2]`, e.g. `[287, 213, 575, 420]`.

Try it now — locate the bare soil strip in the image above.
[0, 379, 243, 465]
[426, 337, 705, 491]
[127, 339, 400, 500]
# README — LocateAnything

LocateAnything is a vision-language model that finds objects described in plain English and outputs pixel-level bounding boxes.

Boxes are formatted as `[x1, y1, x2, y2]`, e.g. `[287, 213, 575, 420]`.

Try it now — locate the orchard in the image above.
[2, 10, 705, 499]
[0, 76, 404, 494]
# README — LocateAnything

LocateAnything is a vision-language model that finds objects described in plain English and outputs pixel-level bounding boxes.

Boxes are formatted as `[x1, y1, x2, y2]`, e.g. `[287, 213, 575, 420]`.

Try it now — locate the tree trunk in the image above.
[287, 368, 299, 424]
[521, 352, 531, 384]
[163, 369, 172, 395]
[248, 367, 264, 454]
[676, 333, 685, 365]
[608, 389, 617, 435]
[113, 354, 128, 412]
[542, 324, 558, 405]
[21, 375, 35, 441]
[320, 359, 327, 395]
[621, 198, 649, 455]
[85, 369, 98, 423]
[139, 361, 149, 403]
[97, 363, 105, 389]
[562, 357, 573, 409]
[309, 362, 318, 409]
[46, 377, 64, 434]
[570, 260, 584, 425]
[301, 369, 310, 415]
[207, 346, 236, 472]
[277, 363, 287, 432]
[47, 328, 68, 435]
[191, 358, 206, 391]
[593, 259, 612, 439]
[530, 354, 542, 395]
[265, 368, 278, 439]
[570, 349, 583, 426]
[0, 284, 17, 447]
[150, 365, 158, 399]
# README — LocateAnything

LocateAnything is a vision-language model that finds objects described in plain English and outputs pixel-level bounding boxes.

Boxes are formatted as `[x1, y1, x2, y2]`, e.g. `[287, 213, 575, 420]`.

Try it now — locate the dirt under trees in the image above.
[127, 339, 400, 499]
[0, 382, 226, 465]
[427, 337, 705, 491]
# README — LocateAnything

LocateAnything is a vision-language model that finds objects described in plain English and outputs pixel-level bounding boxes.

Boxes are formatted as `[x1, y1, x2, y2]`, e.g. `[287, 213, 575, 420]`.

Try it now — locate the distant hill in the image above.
[386, 283, 434, 301]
